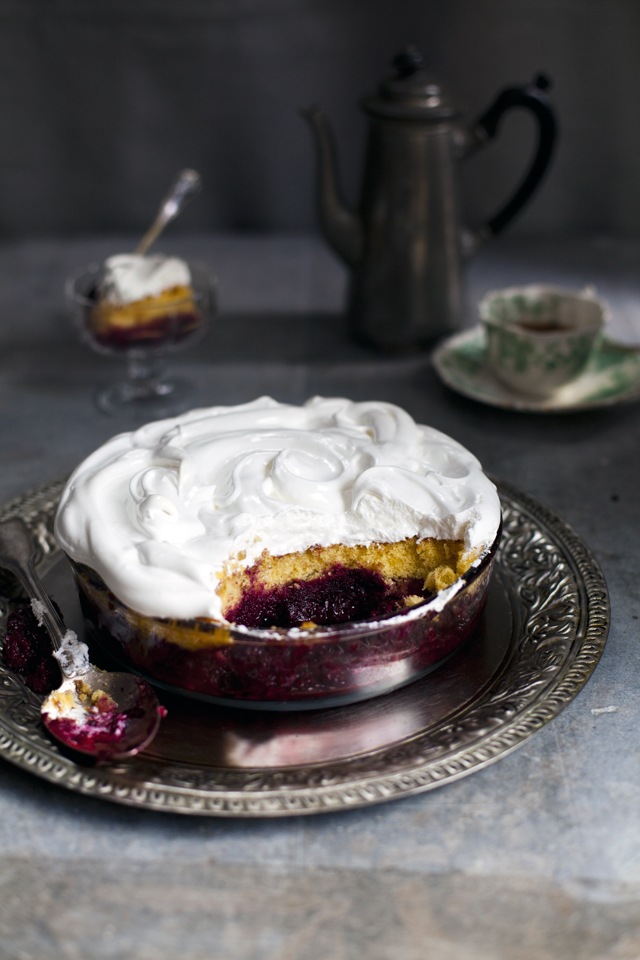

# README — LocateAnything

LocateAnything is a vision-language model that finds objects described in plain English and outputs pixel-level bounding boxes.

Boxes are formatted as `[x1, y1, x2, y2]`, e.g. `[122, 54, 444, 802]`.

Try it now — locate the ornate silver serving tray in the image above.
[0, 479, 609, 817]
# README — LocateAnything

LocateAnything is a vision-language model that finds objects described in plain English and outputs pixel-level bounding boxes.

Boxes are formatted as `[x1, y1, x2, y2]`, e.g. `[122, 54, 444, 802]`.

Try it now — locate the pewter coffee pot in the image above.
[304, 47, 557, 351]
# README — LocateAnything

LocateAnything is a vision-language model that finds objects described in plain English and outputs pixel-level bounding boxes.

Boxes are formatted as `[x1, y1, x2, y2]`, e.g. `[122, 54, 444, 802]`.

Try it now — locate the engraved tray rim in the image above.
[0, 478, 610, 817]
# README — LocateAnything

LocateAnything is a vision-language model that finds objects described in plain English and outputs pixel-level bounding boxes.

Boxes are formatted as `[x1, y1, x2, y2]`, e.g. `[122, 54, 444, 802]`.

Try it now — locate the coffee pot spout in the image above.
[302, 106, 363, 268]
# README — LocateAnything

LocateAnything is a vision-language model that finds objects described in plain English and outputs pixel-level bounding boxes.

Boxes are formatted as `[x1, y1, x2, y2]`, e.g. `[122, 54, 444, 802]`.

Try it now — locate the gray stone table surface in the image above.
[1, 233, 640, 960]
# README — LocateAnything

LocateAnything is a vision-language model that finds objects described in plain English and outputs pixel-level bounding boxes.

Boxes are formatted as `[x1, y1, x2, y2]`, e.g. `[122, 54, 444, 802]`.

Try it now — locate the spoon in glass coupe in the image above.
[0, 518, 165, 761]
[134, 168, 202, 256]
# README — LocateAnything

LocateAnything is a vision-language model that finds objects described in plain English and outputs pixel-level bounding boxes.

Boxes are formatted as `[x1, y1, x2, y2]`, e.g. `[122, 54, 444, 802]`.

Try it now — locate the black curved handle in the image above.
[472, 73, 557, 236]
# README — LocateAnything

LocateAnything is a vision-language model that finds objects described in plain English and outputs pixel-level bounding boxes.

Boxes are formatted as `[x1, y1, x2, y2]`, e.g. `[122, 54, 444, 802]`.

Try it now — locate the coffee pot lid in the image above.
[363, 46, 459, 121]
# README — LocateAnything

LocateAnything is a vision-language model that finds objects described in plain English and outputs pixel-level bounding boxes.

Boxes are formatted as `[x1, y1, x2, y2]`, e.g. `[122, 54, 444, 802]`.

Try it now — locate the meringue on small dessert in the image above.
[89, 254, 201, 348]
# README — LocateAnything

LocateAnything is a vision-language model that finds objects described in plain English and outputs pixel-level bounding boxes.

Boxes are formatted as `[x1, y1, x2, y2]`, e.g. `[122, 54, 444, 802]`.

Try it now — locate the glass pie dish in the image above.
[68, 526, 501, 711]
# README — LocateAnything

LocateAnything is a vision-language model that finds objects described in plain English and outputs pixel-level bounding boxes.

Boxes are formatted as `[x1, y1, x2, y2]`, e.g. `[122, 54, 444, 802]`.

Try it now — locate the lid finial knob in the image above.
[392, 45, 425, 79]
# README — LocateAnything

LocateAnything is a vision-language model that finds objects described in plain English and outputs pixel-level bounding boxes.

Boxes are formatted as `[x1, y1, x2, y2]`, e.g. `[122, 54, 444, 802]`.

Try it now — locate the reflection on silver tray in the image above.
[0, 478, 609, 817]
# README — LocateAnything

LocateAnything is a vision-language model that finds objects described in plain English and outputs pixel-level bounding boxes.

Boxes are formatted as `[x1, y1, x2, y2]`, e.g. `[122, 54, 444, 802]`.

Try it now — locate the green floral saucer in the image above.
[432, 326, 640, 412]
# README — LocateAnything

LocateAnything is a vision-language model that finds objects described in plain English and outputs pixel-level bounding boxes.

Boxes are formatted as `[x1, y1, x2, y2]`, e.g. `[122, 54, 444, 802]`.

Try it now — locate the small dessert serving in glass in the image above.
[67, 254, 216, 417]
[54, 397, 502, 710]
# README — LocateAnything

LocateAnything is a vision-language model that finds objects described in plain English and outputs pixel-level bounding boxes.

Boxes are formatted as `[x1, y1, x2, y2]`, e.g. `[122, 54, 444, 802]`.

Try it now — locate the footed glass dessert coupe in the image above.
[67, 259, 216, 418]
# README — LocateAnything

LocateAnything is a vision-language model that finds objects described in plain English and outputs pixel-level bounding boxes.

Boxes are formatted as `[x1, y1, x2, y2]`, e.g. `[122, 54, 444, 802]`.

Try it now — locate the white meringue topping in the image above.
[54, 397, 501, 621]
[101, 254, 191, 305]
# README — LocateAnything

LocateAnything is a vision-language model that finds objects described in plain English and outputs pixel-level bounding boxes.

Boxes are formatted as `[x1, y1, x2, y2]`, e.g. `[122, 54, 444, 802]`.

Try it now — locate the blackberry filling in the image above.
[3, 604, 61, 694]
[227, 564, 429, 629]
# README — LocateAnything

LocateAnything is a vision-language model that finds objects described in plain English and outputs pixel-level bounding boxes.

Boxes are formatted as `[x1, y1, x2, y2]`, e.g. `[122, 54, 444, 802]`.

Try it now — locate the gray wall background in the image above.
[0, 0, 637, 239]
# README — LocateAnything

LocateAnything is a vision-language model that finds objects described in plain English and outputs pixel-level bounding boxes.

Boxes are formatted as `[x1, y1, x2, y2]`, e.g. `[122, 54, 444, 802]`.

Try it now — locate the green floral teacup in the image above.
[479, 284, 608, 398]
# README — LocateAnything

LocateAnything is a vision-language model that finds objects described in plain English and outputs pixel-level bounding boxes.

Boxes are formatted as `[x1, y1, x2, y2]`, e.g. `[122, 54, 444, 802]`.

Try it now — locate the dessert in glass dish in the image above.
[89, 254, 201, 349]
[54, 397, 502, 709]
[67, 254, 216, 418]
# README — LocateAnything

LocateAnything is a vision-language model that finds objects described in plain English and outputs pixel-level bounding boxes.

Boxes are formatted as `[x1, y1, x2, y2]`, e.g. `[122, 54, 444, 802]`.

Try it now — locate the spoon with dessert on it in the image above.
[0, 518, 166, 761]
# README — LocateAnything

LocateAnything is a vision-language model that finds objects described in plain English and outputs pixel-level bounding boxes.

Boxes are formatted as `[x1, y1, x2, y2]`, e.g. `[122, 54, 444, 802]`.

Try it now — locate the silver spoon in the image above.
[134, 168, 202, 256]
[0, 518, 165, 761]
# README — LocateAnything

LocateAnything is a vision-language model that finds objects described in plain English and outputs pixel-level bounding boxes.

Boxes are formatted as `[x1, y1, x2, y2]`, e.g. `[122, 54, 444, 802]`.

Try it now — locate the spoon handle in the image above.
[134, 169, 202, 257]
[0, 518, 67, 651]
